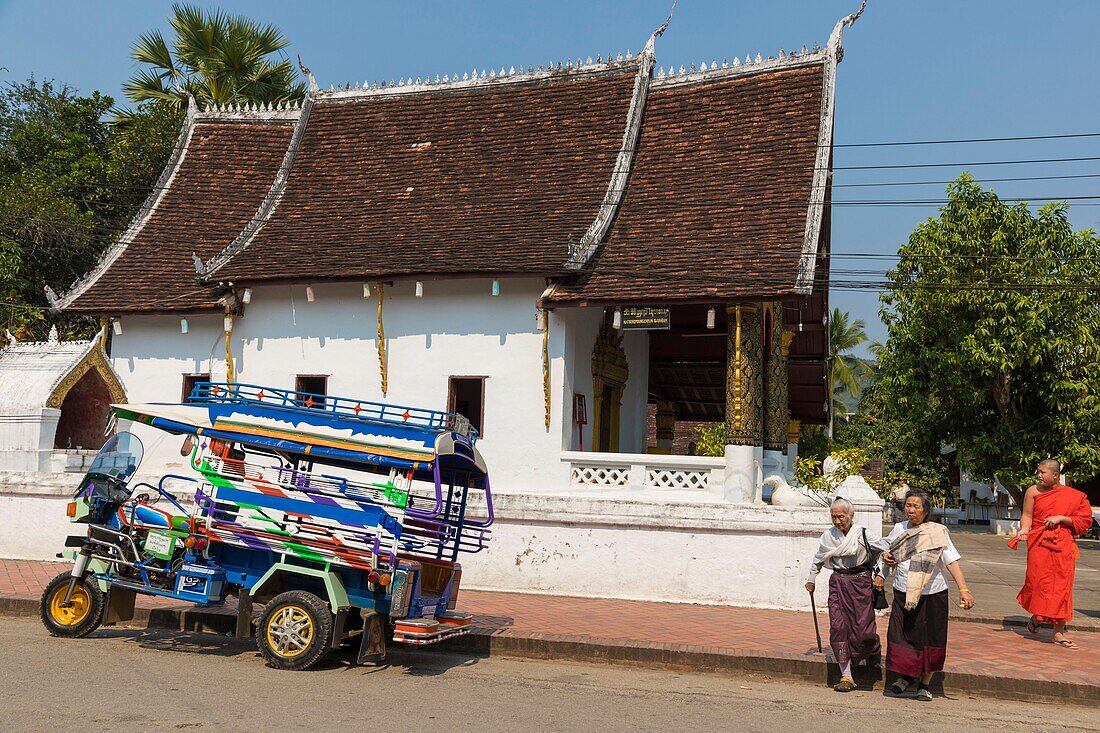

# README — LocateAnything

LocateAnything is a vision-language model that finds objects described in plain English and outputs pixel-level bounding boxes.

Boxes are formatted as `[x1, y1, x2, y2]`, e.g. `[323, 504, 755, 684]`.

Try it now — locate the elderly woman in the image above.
[875, 490, 975, 701]
[805, 497, 884, 692]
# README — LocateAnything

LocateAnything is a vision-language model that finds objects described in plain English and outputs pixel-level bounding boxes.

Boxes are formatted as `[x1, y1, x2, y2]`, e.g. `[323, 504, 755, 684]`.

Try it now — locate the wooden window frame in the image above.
[181, 373, 210, 403]
[447, 375, 487, 438]
[295, 374, 330, 409]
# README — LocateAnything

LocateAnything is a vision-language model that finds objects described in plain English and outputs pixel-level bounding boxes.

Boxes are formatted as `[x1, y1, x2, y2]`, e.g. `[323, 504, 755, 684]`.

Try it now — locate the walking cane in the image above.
[809, 588, 823, 653]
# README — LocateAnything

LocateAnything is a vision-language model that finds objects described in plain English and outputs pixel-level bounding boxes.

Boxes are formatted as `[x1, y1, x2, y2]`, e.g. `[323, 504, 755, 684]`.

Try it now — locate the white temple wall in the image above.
[110, 313, 226, 478]
[106, 279, 573, 493]
[619, 330, 649, 454]
[559, 307, 600, 452]
[557, 307, 649, 454]
[459, 493, 830, 609]
[0, 408, 61, 471]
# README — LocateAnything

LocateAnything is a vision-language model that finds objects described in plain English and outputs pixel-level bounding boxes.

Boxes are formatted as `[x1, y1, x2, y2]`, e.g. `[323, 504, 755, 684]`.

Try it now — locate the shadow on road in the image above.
[87, 617, 512, 677]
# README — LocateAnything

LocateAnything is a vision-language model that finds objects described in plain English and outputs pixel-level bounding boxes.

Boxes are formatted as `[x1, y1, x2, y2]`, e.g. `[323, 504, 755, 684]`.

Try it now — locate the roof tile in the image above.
[65, 119, 296, 313]
[547, 64, 825, 303]
[212, 67, 639, 281]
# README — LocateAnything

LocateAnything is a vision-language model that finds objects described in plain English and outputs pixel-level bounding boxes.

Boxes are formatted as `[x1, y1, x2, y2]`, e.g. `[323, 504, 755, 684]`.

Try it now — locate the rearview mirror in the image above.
[180, 434, 196, 456]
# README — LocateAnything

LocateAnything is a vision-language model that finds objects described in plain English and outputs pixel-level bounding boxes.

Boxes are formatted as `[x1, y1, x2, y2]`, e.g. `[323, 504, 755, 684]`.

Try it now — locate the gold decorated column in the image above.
[654, 400, 676, 454]
[763, 302, 793, 453]
[725, 303, 764, 446]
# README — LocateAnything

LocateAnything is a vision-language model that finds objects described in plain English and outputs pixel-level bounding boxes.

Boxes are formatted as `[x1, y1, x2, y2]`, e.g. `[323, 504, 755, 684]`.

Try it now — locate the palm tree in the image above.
[829, 308, 871, 421]
[122, 4, 305, 111]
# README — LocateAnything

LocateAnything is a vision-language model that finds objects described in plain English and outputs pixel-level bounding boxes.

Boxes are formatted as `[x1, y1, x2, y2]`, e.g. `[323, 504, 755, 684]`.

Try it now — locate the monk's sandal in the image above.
[834, 678, 857, 693]
[916, 686, 933, 702]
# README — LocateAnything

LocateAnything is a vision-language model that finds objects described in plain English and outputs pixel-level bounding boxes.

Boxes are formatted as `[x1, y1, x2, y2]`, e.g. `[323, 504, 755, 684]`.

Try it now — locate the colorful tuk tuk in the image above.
[40, 382, 493, 670]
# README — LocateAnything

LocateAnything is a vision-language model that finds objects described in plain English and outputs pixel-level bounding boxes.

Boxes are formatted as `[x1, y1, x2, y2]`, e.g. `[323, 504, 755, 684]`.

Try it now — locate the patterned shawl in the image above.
[889, 521, 949, 609]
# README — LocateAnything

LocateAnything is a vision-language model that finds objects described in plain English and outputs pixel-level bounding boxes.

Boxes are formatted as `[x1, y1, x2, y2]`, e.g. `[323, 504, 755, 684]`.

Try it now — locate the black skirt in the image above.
[886, 589, 948, 677]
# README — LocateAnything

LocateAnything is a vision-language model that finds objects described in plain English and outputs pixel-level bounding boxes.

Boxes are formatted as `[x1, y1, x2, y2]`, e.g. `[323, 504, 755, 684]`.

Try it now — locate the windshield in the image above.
[87, 432, 144, 480]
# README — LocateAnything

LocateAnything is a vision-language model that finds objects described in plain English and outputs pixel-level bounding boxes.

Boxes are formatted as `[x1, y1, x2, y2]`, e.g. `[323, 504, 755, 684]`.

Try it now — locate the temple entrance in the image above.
[591, 311, 628, 453]
[644, 301, 828, 455]
[53, 369, 113, 450]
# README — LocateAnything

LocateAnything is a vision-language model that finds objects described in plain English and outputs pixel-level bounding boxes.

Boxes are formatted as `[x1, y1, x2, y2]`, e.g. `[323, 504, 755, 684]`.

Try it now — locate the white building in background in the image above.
[0, 327, 124, 472]
[4, 11, 873, 608]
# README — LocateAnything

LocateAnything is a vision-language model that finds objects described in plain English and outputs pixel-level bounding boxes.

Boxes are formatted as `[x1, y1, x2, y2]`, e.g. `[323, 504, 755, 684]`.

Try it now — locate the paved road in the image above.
[923, 528, 1100, 628]
[1, 617, 1095, 733]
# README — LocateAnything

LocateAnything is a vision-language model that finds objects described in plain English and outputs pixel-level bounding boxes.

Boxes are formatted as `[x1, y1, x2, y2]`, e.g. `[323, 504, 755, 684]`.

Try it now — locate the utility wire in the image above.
[834, 132, 1100, 148]
[833, 155, 1100, 171]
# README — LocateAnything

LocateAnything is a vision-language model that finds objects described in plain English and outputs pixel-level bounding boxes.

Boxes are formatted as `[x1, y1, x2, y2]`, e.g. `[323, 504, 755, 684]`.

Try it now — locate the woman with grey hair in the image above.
[805, 497, 884, 692]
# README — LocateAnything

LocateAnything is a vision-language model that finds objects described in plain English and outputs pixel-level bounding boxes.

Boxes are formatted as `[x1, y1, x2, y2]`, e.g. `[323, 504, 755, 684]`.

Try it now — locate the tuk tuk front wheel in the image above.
[257, 590, 333, 671]
[40, 572, 105, 638]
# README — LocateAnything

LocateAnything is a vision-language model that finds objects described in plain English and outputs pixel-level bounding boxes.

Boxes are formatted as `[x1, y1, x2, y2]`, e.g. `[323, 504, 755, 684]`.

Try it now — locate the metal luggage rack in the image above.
[201, 456, 412, 510]
[188, 382, 478, 443]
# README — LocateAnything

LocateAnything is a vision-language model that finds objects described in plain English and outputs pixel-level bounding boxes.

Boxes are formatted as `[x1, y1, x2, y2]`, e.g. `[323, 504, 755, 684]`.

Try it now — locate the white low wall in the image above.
[0, 472, 80, 561]
[459, 492, 830, 609]
[0, 471, 194, 562]
[1, 474, 833, 610]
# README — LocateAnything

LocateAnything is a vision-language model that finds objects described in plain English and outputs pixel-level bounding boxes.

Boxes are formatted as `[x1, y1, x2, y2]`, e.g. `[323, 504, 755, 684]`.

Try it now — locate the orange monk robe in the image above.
[1017, 485, 1094, 623]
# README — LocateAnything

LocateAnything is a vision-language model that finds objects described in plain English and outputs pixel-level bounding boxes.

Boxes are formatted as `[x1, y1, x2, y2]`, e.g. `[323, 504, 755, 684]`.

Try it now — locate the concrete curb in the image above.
[4, 597, 1096, 706]
[949, 612, 1099, 634]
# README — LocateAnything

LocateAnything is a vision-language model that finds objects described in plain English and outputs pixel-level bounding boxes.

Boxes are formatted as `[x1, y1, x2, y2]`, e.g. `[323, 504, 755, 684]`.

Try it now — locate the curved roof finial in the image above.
[298, 54, 320, 93]
[653, 0, 677, 39]
[828, 0, 869, 57]
[846, 0, 869, 28]
[181, 89, 198, 115]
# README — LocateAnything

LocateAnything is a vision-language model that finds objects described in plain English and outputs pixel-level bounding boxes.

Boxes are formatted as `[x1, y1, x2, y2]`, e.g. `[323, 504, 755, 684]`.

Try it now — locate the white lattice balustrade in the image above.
[562, 451, 724, 494]
[570, 465, 630, 486]
[646, 468, 709, 491]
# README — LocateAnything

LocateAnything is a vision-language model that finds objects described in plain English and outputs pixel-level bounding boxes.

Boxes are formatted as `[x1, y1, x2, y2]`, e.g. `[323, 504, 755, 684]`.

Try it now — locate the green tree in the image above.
[0, 79, 112, 335]
[877, 174, 1100, 503]
[123, 3, 305, 111]
[0, 80, 183, 339]
[829, 307, 872, 418]
[831, 386, 949, 501]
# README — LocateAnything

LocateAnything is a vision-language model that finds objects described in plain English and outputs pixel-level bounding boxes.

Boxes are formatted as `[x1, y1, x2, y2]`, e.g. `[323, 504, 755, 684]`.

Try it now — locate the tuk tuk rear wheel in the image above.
[40, 572, 105, 638]
[257, 590, 333, 671]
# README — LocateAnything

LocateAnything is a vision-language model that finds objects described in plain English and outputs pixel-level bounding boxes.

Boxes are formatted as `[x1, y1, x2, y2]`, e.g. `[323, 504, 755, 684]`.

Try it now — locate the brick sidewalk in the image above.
[4, 559, 1097, 704]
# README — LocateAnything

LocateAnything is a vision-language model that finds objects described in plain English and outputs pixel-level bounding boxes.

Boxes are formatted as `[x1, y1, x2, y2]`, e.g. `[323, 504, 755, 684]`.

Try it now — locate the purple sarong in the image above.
[828, 572, 881, 666]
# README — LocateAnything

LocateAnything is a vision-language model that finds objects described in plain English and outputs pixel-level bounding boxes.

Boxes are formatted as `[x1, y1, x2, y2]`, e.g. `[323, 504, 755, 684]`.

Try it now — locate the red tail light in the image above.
[368, 571, 392, 587]
[66, 502, 77, 518]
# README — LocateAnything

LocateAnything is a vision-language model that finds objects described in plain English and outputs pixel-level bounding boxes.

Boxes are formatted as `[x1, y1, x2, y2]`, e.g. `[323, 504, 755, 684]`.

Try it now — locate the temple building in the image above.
[37, 9, 867, 608]
[0, 326, 125, 470]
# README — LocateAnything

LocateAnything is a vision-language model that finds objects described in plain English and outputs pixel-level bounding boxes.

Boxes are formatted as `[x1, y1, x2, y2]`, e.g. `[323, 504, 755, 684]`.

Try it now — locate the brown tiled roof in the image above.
[208, 65, 640, 282]
[61, 116, 296, 314]
[545, 63, 826, 304]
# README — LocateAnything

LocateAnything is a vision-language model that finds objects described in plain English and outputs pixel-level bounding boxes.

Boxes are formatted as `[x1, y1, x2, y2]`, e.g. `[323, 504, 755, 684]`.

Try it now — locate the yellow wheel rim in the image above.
[48, 584, 91, 627]
[265, 605, 314, 658]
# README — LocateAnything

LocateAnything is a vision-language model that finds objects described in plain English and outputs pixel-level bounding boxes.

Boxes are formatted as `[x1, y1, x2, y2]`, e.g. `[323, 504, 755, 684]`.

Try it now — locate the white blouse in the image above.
[876, 521, 962, 595]
[806, 525, 884, 583]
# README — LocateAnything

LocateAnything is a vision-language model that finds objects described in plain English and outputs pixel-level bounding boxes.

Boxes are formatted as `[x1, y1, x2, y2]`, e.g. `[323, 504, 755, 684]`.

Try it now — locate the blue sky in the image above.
[2, 0, 1098, 348]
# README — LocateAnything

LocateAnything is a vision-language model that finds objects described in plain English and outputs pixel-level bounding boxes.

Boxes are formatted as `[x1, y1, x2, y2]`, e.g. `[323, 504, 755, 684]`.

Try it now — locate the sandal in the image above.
[1053, 637, 1079, 649]
[916, 687, 933, 702]
[1026, 617, 1039, 635]
[889, 677, 912, 696]
[834, 678, 857, 693]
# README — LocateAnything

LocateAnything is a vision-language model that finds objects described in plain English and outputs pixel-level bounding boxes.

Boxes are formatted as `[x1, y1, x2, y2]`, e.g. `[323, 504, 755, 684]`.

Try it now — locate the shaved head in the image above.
[1036, 459, 1061, 488]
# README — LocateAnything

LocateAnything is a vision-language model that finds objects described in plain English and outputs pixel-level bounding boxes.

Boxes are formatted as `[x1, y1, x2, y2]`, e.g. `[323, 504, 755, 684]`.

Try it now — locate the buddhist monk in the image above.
[1015, 459, 1094, 649]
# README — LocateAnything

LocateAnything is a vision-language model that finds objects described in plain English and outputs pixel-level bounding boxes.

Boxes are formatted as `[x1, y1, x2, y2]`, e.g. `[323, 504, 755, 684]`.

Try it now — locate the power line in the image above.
[834, 132, 1100, 148]
[833, 155, 1100, 171]
[832, 173, 1100, 188]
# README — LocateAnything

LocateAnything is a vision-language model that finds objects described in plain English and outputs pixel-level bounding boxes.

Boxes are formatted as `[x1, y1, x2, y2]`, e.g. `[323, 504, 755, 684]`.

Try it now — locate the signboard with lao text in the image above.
[620, 306, 670, 330]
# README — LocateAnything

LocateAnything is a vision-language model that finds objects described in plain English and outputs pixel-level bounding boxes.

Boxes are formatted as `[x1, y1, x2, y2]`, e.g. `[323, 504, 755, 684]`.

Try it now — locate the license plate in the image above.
[144, 531, 175, 558]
